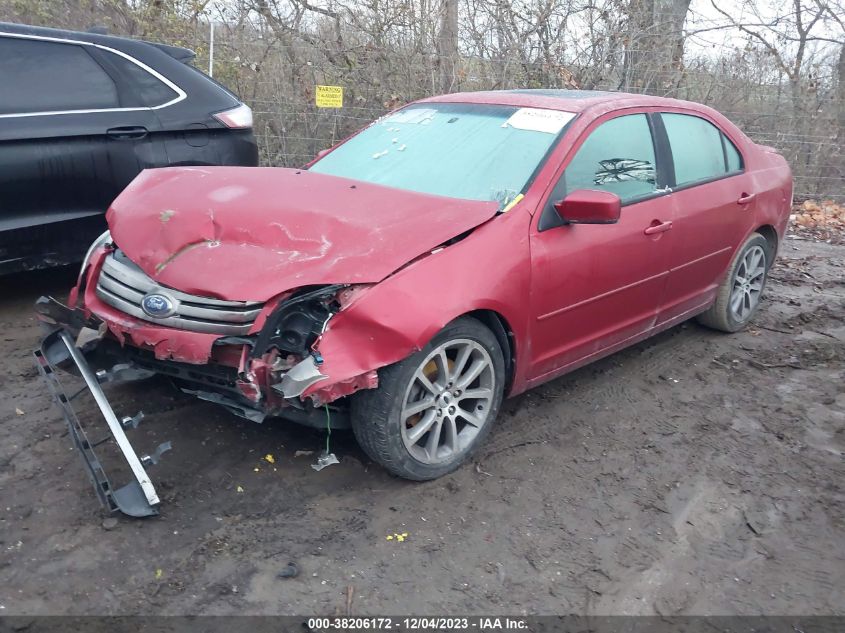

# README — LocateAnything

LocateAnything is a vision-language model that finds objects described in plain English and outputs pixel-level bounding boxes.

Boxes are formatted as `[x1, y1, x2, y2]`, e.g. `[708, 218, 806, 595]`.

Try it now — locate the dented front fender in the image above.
[304, 207, 533, 403]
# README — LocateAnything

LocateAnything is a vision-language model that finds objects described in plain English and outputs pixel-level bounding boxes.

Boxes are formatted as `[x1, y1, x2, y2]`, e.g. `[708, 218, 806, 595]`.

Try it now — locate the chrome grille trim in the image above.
[95, 251, 263, 335]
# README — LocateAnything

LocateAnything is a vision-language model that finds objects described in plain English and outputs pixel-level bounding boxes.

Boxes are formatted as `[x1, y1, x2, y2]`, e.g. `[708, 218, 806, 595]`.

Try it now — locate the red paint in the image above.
[108, 167, 498, 302]
[309, 371, 380, 408]
[66, 91, 790, 411]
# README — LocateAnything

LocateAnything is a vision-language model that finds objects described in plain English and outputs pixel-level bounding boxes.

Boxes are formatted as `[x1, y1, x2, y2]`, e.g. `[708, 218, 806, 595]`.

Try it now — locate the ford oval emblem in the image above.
[141, 292, 177, 318]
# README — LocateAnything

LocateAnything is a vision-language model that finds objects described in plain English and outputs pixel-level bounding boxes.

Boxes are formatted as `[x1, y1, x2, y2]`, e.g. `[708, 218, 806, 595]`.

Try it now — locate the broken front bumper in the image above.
[34, 328, 166, 518]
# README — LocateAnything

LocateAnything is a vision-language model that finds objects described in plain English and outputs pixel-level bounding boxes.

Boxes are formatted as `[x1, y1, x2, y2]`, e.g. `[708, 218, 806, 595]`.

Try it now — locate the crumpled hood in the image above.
[107, 167, 498, 302]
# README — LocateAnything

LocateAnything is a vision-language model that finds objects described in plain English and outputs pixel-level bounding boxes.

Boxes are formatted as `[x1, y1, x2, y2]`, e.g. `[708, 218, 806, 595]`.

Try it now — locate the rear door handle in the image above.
[737, 192, 756, 205]
[107, 126, 148, 140]
[644, 220, 673, 235]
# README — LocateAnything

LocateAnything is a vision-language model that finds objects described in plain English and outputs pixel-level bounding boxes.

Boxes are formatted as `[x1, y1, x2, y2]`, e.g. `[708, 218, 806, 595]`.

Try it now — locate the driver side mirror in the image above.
[553, 189, 621, 225]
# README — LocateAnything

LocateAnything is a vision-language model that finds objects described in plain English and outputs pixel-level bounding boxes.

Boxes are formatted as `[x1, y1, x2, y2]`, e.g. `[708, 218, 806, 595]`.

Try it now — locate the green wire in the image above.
[324, 404, 331, 454]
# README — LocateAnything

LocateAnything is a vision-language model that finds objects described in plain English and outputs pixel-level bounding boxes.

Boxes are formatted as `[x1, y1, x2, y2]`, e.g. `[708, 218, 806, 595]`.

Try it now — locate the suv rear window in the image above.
[0, 37, 118, 114]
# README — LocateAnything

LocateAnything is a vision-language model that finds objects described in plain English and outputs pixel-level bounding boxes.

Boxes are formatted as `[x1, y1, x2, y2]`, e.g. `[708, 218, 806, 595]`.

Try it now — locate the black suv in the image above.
[0, 22, 259, 274]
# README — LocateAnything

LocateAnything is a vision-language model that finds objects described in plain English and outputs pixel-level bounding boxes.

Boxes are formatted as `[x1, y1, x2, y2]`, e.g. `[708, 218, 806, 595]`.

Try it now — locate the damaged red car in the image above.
[36, 89, 792, 516]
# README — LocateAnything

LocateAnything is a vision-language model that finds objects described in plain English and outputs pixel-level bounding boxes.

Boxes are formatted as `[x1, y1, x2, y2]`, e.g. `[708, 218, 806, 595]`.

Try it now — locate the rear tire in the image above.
[351, 316, 505, 480]
[697, 232, 770, 332]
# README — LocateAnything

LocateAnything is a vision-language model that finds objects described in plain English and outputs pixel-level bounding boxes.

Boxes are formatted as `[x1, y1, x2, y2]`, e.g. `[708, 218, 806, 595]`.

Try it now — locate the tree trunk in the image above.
[436, 0, 459, 93]
[623, 0, 691, 94]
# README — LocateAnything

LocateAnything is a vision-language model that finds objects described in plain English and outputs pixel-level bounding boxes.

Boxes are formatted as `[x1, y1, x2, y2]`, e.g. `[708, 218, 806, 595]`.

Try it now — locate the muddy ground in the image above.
[0, 236, 843, 616]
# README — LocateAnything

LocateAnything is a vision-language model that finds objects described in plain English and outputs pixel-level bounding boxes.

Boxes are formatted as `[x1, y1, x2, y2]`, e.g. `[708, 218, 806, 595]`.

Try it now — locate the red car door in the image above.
[527, 112, 675, 383]
[656, 112, 757, 323]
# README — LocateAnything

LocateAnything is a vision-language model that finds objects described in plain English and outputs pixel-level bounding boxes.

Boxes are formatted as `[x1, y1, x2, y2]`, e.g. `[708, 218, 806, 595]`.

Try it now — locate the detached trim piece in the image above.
[34, 330, 160, 517]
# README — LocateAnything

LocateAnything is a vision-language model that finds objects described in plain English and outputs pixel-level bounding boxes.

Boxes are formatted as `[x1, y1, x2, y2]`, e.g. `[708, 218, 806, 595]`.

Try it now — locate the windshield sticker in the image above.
[502, 108, 575, 134]
[384, 108, 438, 125]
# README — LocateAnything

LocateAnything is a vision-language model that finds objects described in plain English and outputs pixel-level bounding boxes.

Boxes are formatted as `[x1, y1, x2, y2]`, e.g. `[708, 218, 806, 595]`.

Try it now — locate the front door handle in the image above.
[737, 192, 756, 205]
[644, 220, 673, 235]
[107, 126, 148, 140]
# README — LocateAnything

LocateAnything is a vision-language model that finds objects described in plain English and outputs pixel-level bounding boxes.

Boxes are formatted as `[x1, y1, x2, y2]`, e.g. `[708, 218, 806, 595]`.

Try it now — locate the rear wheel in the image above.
[351, 317, 505, 480]
[697, 232, 770, 332]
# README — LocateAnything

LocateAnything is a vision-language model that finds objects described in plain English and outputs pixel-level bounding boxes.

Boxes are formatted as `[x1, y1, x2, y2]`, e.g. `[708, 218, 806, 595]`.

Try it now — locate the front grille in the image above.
[95, 250, 263, 335]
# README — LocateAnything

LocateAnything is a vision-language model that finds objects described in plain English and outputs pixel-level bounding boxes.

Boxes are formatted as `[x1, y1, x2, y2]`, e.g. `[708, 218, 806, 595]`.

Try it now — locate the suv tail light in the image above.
[213, 103, 253, 129]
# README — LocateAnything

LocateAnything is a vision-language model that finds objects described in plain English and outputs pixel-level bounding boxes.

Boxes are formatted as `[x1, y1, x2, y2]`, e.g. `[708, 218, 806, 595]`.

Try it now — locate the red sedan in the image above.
[37, 90, 792, 514]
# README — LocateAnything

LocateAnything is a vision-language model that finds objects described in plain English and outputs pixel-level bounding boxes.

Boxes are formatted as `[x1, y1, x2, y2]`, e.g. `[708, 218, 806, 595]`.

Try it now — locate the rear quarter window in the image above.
[96, 49, 179, 107]
[662, 113, 728, 186]
[724, 134, 744, 173]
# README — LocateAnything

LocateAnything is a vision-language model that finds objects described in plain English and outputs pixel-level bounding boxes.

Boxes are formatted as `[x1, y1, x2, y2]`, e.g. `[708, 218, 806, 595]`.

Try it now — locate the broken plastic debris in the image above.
[253, 467, 260, 472]
[295, 450, 314, 457]
[15, 408, 24, 415]
[311, 451, 339, 471]
[372, 150, 389, 159]
[236, 485, 244, 493]
[264, 453, 275, 464]
[159, 210, 175, 223]
[397, 144, 407, 151]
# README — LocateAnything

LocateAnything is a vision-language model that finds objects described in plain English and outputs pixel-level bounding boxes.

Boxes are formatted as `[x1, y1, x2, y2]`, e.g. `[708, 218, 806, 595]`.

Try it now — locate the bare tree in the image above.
[1, 0, 842, 199]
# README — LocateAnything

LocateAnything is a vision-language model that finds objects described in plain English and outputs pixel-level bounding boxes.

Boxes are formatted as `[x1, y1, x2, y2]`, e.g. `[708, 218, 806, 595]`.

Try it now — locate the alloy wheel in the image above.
[400, 339, 496, 464]
[730, 244, 766, 322]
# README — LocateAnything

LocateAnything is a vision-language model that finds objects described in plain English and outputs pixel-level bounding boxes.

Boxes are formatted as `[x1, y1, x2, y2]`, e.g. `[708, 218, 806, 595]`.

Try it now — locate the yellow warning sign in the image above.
[316, 85, 343, 108]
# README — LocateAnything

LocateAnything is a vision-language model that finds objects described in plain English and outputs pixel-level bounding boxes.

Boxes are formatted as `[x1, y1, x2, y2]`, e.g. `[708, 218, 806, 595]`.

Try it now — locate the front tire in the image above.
[697, 232, 770, 332]
[351, 316, 505, 480]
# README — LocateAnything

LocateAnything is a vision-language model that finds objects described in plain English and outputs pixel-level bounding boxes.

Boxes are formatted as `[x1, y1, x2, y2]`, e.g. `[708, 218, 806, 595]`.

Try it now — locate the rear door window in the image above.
[662, 113, 730, 186]
[563, 113, 658, 204]
[0, 36, 119, 114]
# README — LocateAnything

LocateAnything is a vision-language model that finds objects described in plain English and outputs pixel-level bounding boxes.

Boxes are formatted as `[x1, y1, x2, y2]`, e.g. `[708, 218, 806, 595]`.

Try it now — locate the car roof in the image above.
[420, 88, 705, 114]
[0, 21, 195, 62]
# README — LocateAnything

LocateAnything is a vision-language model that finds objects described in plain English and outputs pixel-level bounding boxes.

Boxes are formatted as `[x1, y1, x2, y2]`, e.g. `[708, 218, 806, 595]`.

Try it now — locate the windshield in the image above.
[309, 103, 574, 207]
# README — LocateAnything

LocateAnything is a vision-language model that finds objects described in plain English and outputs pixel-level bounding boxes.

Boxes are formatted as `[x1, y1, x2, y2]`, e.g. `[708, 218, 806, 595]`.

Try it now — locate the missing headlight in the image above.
[252, 285, 344, 358]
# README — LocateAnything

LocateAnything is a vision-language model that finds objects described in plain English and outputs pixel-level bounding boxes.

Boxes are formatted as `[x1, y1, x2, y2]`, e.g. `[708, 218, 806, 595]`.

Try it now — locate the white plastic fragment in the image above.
[312, 451, 339, 471]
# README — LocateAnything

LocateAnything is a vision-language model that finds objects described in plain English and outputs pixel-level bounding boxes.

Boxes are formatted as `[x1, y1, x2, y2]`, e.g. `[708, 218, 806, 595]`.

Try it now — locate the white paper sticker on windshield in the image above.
[384, 108, 437, 125]
[502, 108, 575, 134]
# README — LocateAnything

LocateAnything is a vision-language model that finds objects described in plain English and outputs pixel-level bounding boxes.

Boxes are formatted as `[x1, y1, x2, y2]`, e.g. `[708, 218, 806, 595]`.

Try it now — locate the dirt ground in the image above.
[0, 236, 843, 616]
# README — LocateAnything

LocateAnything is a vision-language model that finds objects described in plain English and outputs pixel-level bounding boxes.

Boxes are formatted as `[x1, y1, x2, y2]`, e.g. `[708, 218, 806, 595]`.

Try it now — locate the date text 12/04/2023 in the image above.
[306, 616, 529, 631]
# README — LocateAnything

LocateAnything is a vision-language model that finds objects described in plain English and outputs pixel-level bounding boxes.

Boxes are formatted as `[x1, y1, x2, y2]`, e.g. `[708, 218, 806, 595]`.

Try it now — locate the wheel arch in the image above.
[754, 224, 779, 264]
[465, 309, 516, 394]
